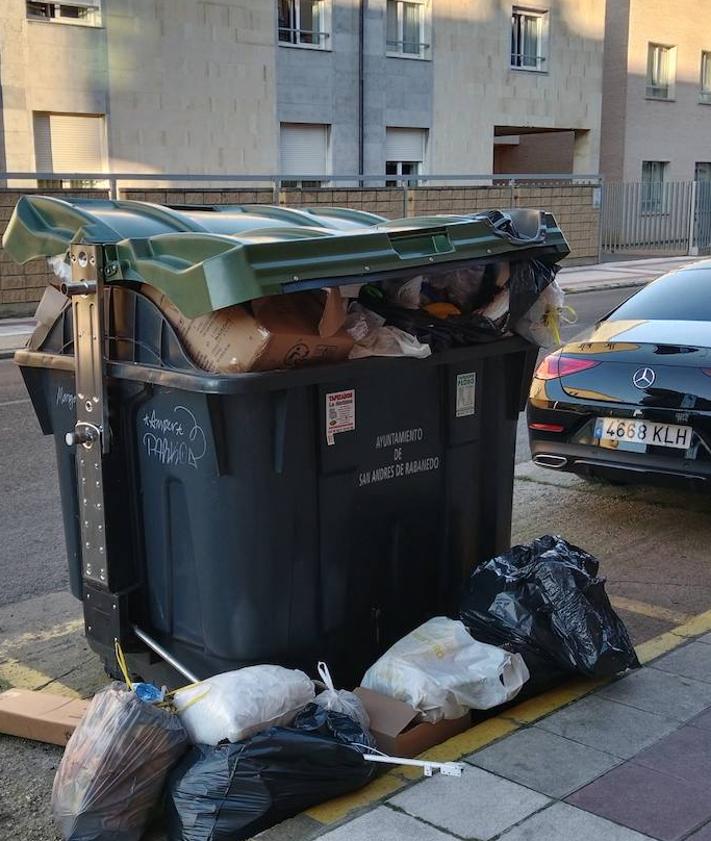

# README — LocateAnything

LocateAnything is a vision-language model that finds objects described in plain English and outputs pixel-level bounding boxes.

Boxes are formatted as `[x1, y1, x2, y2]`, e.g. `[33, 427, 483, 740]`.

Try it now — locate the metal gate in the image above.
[600, 180, 711, 257]
[600, 181, 694, 256]
[694, 180, 711, 254]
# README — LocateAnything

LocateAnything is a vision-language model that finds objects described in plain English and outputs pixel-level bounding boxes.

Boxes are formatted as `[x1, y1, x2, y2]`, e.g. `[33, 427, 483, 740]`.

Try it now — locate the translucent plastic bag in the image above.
[313, 662, 371, 732]
[51, 682, 188, 841]
[173, 665, 314, 745]
[513, 280, 576, 347]
[349, 325, 432, 359]
[382, 276, 424, 309]
[362, 617, 529, 722]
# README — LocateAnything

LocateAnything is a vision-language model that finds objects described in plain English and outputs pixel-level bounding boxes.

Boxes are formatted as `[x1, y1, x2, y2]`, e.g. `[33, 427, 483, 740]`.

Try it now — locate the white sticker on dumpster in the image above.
[456, 373, 477, 418]
[326, 389, 355, 445]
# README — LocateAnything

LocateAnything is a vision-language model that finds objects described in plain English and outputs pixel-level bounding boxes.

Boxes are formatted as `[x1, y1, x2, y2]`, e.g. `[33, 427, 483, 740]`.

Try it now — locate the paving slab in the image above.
[689, 707, 711, 732]
[253, 814, 323, 841]
[567, 761, 711, 841]
[634, 724, 711, 783]
[467, 726, 619, 798]
[388, 766, 549, 840]
[650, 642, 711, 684]
[535, 696, 678, 759]
[316, 806, 454, 841]
[499, 801, 654, 841]
[597, 667, 711, 722]
[686, 823, 711, 841]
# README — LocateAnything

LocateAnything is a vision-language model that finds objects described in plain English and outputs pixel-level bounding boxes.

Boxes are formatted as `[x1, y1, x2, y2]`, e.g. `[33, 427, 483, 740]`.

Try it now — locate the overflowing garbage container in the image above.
[4, 195, 570, 687]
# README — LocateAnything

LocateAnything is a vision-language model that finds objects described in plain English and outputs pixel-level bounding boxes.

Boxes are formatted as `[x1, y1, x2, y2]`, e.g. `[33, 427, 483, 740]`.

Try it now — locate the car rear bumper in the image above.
[529, 438, 711, 488]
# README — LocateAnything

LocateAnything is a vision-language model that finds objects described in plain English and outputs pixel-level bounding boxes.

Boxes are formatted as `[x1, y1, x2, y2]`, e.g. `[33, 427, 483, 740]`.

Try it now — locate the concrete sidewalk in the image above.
[0, 318, 34, 357]
[263, 626, 711, 841]
[557, 255, 705, 294]
[0, 255, 706, 357]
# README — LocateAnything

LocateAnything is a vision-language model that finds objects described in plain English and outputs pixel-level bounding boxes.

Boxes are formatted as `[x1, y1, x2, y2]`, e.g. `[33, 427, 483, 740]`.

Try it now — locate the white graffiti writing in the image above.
[142, 405, 207, 470]
[56, 385, 77, 411]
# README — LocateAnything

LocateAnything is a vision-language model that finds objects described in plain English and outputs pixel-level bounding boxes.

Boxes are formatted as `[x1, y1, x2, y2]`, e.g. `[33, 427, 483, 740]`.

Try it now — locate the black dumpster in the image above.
[5, 197, 569, 687]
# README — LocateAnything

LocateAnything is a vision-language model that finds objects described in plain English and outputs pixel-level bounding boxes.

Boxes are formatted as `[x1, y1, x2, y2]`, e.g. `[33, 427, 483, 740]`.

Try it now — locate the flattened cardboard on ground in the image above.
[142, 285, 354, 373]
[354, 687, 471, 758]
[0, 688, 89, 746]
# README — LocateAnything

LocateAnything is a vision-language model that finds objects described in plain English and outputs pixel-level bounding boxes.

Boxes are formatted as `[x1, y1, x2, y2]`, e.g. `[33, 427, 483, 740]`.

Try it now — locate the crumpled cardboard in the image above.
[142, 286, 354, 373]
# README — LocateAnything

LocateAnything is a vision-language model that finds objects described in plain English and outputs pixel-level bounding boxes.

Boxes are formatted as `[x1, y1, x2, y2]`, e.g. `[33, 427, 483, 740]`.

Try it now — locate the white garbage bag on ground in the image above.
[173, 665, 315, 745]
[362, 617, 529, 722]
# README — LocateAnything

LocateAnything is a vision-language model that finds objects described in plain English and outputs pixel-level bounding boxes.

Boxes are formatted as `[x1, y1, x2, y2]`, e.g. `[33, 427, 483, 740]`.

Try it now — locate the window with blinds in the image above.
[26, 1, 102, 26]
[646, 43, 676, 100]
[386, 0, 430, 59]
[385, 127, 427, 186]
[33, 113, 107, 187]
[510, 7, 548, 71]
[279, 123, 330, 188]
[701, 52, 711, 104]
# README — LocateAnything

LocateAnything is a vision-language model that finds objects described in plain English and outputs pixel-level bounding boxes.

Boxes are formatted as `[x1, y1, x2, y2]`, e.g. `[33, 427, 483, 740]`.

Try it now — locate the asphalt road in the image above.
[0, 364, 66, 606]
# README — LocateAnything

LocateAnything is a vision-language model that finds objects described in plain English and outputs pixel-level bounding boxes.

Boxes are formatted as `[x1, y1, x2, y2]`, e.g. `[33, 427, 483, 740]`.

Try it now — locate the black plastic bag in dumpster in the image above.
[52, 682, 188, 841]
[166, 724, 375, 841]
[507, 260, 558, 325]
[358, 259, 558, 352]
[460, 535, 639, 681]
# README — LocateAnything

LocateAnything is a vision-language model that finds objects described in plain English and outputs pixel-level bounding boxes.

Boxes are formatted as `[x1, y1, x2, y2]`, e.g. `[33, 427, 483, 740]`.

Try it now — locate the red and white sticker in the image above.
[326, 389, 356, 445]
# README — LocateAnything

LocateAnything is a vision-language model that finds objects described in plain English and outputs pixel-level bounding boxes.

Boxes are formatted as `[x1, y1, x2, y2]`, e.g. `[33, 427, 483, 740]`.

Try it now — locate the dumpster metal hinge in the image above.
[64, 244, 110, 587]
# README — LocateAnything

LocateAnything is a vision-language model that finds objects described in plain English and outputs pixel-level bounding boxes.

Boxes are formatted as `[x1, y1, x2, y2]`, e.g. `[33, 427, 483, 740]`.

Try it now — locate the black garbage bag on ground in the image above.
[292, 702, 377, 750]
[166, 711, 376, 841]
[460, 535, 639, 681]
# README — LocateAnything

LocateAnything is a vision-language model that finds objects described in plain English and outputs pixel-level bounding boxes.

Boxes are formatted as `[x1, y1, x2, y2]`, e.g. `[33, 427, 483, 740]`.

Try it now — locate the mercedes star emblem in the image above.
[633, 367, 656, 389]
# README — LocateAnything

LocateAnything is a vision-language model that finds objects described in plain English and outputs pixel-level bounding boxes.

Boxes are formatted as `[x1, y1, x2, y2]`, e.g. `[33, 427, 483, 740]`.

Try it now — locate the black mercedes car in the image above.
[528, 261, 711, 489]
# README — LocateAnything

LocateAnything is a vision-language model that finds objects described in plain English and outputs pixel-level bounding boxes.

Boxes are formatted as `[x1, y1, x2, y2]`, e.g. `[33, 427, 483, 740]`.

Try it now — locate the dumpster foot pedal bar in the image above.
[132, 625, 200, 684]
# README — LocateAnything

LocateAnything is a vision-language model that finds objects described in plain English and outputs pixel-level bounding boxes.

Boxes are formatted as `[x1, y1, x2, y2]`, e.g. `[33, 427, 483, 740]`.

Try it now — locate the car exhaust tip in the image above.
[534, 454, 568, 469]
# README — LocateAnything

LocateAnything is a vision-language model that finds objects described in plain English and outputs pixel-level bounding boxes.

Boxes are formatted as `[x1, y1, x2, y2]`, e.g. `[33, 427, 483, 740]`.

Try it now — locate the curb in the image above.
[559, 278, 649, 295]
[291, 607, 711, 836]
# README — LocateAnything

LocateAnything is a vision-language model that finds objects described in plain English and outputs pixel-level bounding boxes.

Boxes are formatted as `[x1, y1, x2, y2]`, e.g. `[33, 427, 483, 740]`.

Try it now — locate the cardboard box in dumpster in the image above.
[142, 285, 354, 373]
[0, 688, 89, 746]
[354, 687, 471, 757]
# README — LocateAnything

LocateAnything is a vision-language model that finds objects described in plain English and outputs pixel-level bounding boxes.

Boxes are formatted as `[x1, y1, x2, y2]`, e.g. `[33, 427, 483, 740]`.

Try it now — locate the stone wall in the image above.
[0, 184, 598, 315]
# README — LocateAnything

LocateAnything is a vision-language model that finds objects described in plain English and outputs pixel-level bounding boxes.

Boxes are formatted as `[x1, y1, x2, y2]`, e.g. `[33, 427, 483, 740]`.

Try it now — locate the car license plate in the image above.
[595, 417, 693, 450]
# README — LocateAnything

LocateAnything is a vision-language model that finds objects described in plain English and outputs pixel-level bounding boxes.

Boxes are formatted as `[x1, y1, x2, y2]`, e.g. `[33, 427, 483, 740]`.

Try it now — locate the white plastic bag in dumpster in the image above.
[361, 617, 529, 722]
[314, 662, 371, 731]
[173, 665, 315, 745]
[513, 280, 576, 348]
[349, 325, 432, 359]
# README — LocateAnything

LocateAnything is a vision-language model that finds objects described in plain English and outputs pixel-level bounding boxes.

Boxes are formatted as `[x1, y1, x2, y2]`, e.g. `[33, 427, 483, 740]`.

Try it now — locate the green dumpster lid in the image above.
[3, 195, 569, 318]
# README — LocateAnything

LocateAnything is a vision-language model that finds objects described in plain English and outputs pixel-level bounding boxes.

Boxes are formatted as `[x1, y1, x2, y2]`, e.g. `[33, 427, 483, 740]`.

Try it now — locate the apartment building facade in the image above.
[0, 0, 605, 183]
[601, 0, 711, 185]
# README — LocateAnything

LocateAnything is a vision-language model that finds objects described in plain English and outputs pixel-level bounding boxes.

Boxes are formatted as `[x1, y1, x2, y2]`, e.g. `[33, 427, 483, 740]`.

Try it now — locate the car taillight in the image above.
[535, 351, 561, 380]
[703, 369, 711, 377]
[529, 422, 565, 433]
[535, 353, 600, 380]
[558, 357, 601, 377]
